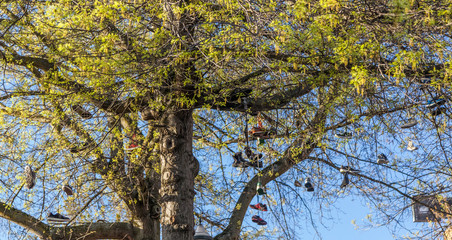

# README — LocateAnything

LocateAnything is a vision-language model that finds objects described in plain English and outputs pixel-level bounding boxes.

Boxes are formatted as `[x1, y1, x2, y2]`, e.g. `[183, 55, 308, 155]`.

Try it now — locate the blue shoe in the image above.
[425, 98, 446, 108]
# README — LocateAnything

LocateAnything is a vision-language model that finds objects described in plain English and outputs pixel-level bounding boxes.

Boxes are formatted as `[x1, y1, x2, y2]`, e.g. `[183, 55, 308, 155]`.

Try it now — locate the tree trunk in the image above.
[159, 109, 195, 240]
[135, 216, 160, 240]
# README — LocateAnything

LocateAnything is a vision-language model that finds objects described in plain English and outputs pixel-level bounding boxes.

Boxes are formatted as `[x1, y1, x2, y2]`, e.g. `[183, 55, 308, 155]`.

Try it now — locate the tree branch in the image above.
[0, 201, 49, 239]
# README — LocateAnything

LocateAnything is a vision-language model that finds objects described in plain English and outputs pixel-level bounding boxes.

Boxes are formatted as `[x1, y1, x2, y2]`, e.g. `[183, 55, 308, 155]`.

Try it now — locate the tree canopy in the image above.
[0, 0, 451, 239]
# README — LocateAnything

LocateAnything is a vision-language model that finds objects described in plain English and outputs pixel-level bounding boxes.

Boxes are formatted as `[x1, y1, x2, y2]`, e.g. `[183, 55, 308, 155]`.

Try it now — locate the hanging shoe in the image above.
[339, 165, 360, 174]
[335, 130, 352, 139]
[377, 153, 389, 164]
[62, 185, 74, 196]
[69, 142, 90, 153]
[340, 173, 350, 188]
[400, 118, 418, 129]
[244, 147, 264, 161]
[24, 165, 36, 189]
[244, 147, 264, 168]
[232, 152, 250, 168]
[250, 160, 263, 168]
[304, 178, 314, 192]
[47, 212, 70, 222]
[430, 107, 445, 117]
[71, 104, 92, 119]
[294, 180, 302, 187]
[125, 143, 139, 151]
[250, 203, 268, 211]
[425, 98, 446, 108]
[249, 126, 266, 138]
[257, 182, 266, 195]
[407, 140, 418, 151]
[251, 215, 267, 225]
[125, 134, 139, 151]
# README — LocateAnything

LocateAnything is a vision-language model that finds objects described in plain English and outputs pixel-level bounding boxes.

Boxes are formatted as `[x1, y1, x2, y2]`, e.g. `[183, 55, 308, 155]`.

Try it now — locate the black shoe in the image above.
[48, 212, 70, 222]
[244, 147, 264, 168]
[377, 153, 389, 164]
[339, 165, 359, 174]
[340, 173, 350, 188]
[250, 160, 263, 168]
[257, 182, 266, 195]
[335, 131, 352, 139]
[304, 178, 314, 192]
[430, 107, 445, 116]
[232, 152, 250, 168]
[24, 165, 36, 189]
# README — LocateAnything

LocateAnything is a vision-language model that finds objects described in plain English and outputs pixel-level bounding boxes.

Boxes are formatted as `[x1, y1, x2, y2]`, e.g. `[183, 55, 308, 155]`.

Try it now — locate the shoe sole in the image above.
[335, 135, 352, 139]
[401, 122, 417, 128]
[48, 217, 70, 222]
[125, 147, 139, 151]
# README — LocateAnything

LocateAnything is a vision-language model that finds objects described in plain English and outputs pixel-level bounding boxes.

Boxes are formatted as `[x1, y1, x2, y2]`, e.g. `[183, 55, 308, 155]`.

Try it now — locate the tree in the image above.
[0, 0, 451, 239]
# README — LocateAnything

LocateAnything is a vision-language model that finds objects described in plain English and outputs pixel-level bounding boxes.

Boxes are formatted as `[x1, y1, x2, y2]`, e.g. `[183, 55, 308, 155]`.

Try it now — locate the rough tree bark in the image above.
[159, 109, 196, 240]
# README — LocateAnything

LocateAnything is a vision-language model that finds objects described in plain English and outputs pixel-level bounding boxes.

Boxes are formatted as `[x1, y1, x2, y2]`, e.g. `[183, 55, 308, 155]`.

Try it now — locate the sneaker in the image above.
[400, 119, 418, 129]
[69, 142, 89, 153]
[339, 165, 360, 174]
[425, 98, 446, 108]
[24, 165, 36, 189]
[407, 140, 418, 151]
[249, 126, 266, 136]
[125, 134, 139, 151]
[47, 212, 70, 222]
[294, 180, 302, 187]
[71, 104, 92, 119]
[377, 153, 389, 164]
[250, 160, 263, 168]
[304, 178, 314, 192]
[125, 143, 139, 151]
[250, 203, 268, 211]
[335, 131, 352, 139]
[244, 147, 264, 161]
[430, 107, 445, 116]
[251, 215, 267, 225]
[232, 152, 250, 168]
[340, 173, 350, 188]
[244, 147, 264, 168]
[62, 185, 74, 196]
[257, 182, 266, 195]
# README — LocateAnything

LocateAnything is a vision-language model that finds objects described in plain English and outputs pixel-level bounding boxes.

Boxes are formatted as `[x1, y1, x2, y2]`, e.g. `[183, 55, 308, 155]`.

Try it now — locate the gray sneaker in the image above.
[24, 165, 36, 189]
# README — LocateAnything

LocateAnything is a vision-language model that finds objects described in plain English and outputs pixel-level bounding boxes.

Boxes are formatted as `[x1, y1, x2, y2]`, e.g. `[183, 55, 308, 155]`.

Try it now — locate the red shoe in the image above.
[250, 203, 268, 211]
[125, 143, 139, 151]
[252, 215, 267, 225]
